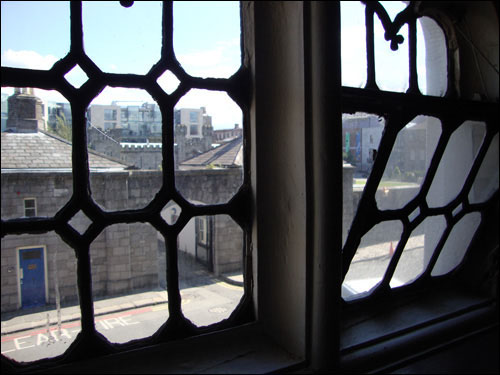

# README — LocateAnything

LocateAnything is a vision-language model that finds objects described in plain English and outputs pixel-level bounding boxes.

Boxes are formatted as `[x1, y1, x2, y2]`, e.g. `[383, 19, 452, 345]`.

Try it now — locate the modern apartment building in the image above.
[174, 107, 212, 138]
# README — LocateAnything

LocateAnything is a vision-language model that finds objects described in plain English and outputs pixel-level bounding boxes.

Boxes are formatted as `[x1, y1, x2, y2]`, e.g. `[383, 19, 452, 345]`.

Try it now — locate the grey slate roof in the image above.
[179, 136, 243, 170]
[1, 131, 129, 170]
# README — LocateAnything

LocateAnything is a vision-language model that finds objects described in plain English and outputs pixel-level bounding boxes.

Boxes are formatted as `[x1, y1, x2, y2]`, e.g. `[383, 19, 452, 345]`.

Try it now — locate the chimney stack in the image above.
[6, 88, 45, 133]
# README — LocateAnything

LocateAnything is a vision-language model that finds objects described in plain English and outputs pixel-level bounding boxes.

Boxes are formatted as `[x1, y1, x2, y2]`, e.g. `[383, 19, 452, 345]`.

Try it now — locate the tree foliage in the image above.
[49, 113, 72, 142]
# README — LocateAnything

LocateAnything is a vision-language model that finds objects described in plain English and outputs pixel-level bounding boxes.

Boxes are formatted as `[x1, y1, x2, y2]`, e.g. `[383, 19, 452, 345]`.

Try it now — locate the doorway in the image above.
[18, 246, 47, 309]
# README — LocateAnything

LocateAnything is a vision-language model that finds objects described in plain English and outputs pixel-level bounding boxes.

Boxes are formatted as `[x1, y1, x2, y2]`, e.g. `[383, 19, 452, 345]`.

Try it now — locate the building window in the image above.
[121, 108, 127, 120]
[196, 216, 207, 245]
[189, 124, 199, 136]
[23, 198, 36, 217]
[189, 111, 198, 123]
[104, 121, 116, 130]
[104, 109, 117, 121]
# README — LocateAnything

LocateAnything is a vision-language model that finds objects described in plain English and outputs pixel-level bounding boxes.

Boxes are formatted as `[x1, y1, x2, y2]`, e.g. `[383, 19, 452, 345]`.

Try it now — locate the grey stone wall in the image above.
[121, 145, 163, 170]
[213, 215, 244, 276]
[90, 171, 162, 211]
[1, 165, 370, 311]
[1, 172, 73, 220]
[175, 168, 243, 205]
[87, 127, 121, 160]
[1, 168, 246, 312]
[87, 124, 215, 170]
[1, 233, 79, 313]
[174, 169, 246, 276]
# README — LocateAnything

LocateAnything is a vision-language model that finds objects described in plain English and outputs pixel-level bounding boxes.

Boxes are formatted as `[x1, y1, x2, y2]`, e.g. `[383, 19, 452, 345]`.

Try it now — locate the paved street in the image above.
[1, 260, 243, 364]
[343, 234, 426, 299]
[3, 233, 427, 363]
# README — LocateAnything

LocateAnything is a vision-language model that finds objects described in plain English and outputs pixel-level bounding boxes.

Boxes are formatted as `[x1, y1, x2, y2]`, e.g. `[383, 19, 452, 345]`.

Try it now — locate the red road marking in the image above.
[1, 305, 158, 343]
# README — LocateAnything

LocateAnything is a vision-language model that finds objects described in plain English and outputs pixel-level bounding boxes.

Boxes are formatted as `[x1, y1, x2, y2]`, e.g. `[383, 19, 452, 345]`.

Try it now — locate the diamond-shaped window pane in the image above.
[1, 89, 73, 220]
[409, 207, 420, 222]
[175, 89, 244, 205]
[376, 116, 441, 211]
[173, 1, 241, 79]
[417, 17, 447, 97]
[342, 220, 404, 300]
[431, 212, 481, 276]
[69, 210, 93, 235]
[0, 2, 69, 71]
[178, 215, 244, 327]
[64, 65, 89, 89]
[87, 87, 163, 211]
[161, 200, 182, 225]
[390, 215, 446, 288]
[83, 1, 161, 75]
[90, 223, 167, 343]
[342, 112, 384, 246]
[1, 232, 80, 362]
[427, 121, 486, 208]
[452, 203, 463, 218]
[157, 70, 180, 95]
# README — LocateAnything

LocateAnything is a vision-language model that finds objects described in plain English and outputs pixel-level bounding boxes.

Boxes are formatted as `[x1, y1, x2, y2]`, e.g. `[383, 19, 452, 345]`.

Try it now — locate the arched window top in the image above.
[341, 1, 448, 97]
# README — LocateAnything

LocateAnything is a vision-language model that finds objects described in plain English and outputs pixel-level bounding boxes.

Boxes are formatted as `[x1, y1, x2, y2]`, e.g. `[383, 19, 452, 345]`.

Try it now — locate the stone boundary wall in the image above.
[1, 172, 73, 220]
[1, 168, 245, 312]
[2, 166, 404, 311]
[120, 145, 162, 171]
[175, 168, 243, 205]
[213, 215, 244, 276]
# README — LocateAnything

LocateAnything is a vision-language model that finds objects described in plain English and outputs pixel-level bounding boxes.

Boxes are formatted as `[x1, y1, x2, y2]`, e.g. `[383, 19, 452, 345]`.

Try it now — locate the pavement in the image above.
[1, 272, 243, 337]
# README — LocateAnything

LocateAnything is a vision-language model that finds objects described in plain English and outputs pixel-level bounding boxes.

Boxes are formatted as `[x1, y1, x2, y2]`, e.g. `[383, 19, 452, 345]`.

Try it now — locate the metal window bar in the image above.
[341, 1, 499, 303]
[1, 0, 253, 368]
[363, 1, 420, 94]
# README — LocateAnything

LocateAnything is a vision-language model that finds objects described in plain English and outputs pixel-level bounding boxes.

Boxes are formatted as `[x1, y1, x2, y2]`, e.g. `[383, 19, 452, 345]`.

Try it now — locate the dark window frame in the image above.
[1, 1, 497, 373]
[1, 1, 253, 370]
[341, 0, 498, 306]
[337, 1, 498, 372]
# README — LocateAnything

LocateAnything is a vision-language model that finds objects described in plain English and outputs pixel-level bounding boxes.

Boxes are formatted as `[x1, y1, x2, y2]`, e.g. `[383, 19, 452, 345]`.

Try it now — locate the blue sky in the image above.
[2, 1, 438, 129]
[1, 1, 242, 129]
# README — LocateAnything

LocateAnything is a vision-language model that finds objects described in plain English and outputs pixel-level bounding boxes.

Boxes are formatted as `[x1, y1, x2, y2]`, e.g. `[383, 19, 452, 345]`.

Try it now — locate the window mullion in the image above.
[305, 1, 342, 371]
[407, 17, 420, 94]
[70, 2, 84, 55]
[364, 4, 378, 90]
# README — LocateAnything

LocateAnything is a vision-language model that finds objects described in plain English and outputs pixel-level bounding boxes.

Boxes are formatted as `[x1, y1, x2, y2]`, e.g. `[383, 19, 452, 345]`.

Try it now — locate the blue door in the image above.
[19, 247, 46, 309]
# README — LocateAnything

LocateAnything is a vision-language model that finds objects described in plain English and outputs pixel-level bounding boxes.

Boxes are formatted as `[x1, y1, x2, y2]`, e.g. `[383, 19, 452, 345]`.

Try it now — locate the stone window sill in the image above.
[340, 285, 498, 373]
[45, 322, 304, 374]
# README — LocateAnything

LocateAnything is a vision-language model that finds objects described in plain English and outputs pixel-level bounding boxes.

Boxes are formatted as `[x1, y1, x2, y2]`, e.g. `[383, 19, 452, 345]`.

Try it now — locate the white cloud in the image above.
[1, 49, 59, 70]
[1, 86, 68, 104]
[90, 87, 154, 105]
[177, 38, 241, 79]
[175, 89, 242, 129]
[1, 50, 68, 102]
[1, 45, 243, 129]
